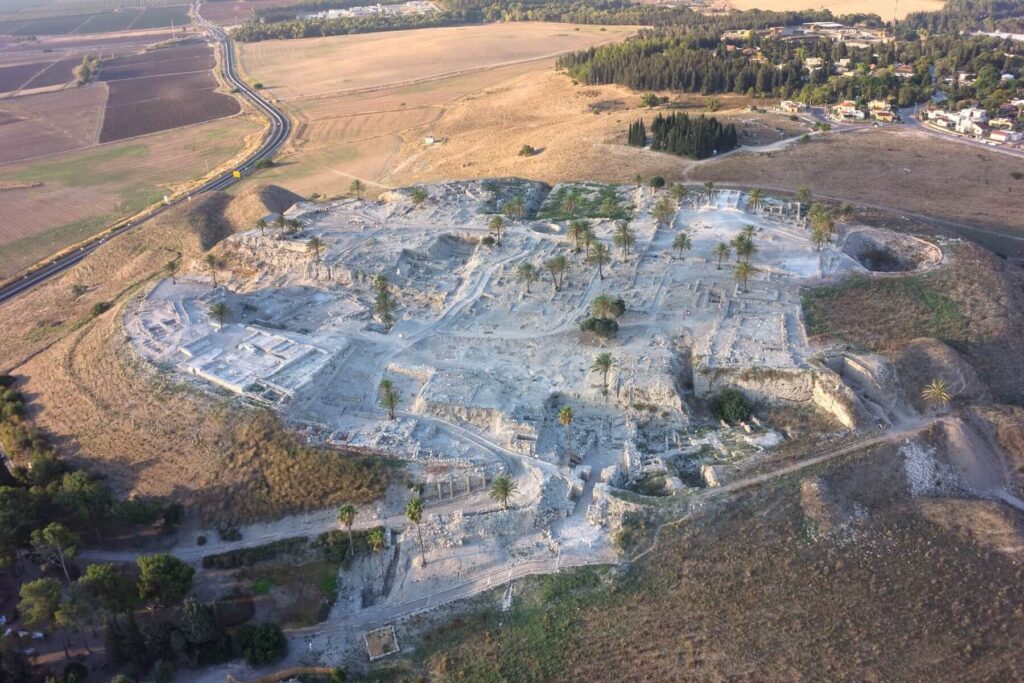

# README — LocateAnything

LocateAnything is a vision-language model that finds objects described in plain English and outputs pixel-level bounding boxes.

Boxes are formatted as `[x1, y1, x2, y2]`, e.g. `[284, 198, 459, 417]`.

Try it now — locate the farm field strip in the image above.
[0, 60, 57, 94]
[0, 4, 190, 37]
[0, 84, 108, 163]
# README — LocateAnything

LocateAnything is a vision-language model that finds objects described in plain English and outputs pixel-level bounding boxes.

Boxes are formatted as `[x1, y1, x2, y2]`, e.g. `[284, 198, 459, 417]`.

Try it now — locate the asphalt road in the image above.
[0, 7, 291, 306]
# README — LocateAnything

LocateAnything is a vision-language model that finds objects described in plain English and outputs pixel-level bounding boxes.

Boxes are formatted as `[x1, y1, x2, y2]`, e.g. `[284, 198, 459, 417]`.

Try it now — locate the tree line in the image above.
[628, 113, 738, 160]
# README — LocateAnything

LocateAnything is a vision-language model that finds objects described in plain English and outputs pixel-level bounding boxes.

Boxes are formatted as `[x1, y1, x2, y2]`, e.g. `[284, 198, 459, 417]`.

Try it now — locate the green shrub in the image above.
[579, 317, 619, 338]
[235, 622, 287, 666]
[709, 389, 751, 423]
[201, 537, 308, 570]
[91, 301, 113, 317]
[649, 176, 665, 189]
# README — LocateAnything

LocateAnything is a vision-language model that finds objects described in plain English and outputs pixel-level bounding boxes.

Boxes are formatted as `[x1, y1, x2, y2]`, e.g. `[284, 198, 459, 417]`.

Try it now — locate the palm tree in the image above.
[652, 196, 675, 228]
[544, 255, 568, 291]
[375, 290, 396, 329]
[372, 273, 390, 294]
[733, 261, 757, 292]
[204, 253, 218, 288]
[489, 475, 518, 510]
[209, 302, 229, 330]
[516, 262, 538, 294]
[613, 221, 636, 260]
[810, 225, 829, 251]
[581, 226, 595, 257]
[567, 220, 589, 251]
[591, 352, 616, 395]
[672, 233, 692, 258]
[838, 203, 854, 221]
[165, 259, 178, 285]
[599, 196, 618, 217]
[703, 180, 717, 206]
[256, 217, 267, 236]
[405, 497, 426, 565]
[378, 378, 398, 420]
[741, 224, 757, 241]
[714, 242, 731, 270]
[503, 196, 525, 220]
[275, 213, 287, 231]
[560, 190, 582, 219]
[558, 406, 574, 465]
[590, 293, 616, 319]
[921, 378, 952, 409]
[588, 242, 611, 279]
[367, 527, 386, 586]
[796, 187, 812, 219]
[669, 183, 688, 204]
[747, 188, 764, 214]
[350, 178, 365, 199]
[488, 215, 505, 244]
[734, 236, 757, 263]
[307, 236, 326, 278]
[336, 504, 356, 559]
[410, 187, 428, 207]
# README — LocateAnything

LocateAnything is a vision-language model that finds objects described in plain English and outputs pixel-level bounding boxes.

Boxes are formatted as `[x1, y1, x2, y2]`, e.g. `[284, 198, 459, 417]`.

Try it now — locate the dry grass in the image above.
[802, 243, 1024, 404]
[402, 445, 1024, 681]
[725, 0, 944, 21]
[232, 24, 636, 198]
[696, 128, 1024, 236]
[0, 115, 263, 280]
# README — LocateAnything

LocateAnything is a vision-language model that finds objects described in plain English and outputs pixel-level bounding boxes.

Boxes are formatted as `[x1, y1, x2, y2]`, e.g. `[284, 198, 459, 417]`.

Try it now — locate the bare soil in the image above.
[726, 0, 944, 21]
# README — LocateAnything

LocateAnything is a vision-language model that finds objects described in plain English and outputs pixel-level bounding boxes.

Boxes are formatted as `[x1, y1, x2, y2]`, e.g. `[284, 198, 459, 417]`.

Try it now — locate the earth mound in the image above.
[224, 184, 304, 230]
[895, 337, 983, 410]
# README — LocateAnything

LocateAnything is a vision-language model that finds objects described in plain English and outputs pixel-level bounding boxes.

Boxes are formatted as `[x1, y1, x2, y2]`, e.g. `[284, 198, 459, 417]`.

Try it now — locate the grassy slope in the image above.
[379, 447, 1024, 681]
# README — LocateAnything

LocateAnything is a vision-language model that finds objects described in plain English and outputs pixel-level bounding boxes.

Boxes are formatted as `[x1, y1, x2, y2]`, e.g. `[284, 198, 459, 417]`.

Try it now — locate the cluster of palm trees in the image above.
[807, 203, 852, 251]
[710, 224, 760, 292]
[501, 196, 526, 220]
[372, 273, 397, 330]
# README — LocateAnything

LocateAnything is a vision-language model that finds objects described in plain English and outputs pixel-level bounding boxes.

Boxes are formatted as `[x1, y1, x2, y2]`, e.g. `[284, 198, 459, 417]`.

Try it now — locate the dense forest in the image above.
[558, 32, 1021, 106]
[628, 113, 738, 159]
[230, 1, 855, 42]
[900, 0, 1024, 34]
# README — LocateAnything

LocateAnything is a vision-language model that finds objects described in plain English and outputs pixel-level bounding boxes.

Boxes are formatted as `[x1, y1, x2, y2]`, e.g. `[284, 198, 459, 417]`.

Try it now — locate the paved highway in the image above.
[0, 5, 291, 305]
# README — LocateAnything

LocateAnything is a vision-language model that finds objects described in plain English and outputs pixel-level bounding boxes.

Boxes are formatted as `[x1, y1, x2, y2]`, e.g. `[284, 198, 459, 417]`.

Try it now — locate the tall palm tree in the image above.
[581, 226, 595, 257]
[204, 253, 218, 288]
[703, 180, 717, 206]
[669, 183, 688, 204]
[560, 190, 582, 219]
[747, 188, 765, 214]
[652, 196, 675, 228]
[734, 236, 757, 263]
[405, 497, 426, 565]
[489, 475, 518, 510]
[588, 242, 611, 279]
[672, 233, 692, 258]
[599, 196, 618, 217]
[256, 217, 267, 236]
[350, 178, 365, 199]
[613, 221, 636, 260]
[591, 352, 616, 395]
[165, 259, 178, 285]
[921, 378, 952, 409]
[307, 236, 326, 278]
[209, 302, 229, 330]
[741, 225, 757, 241]
[488, 215, 505, 244]
[336, 504, 356, 559]
[367, 527, 386, 586]
[410, 187, 428, 207]
[810, 225, 829, 251]
[516, 262, 538, 293]
[733, 261, 757, 292]
[275, 213, 287, 231]
[503, 196, 525, 219]
[372, 273, 390, 294]
[796, 187, 812, 219]
[378, 378, 398, 420]
[838, 203, 854, 221]
[567, 220, 589, 252]
[590, 293, 616, 320]
[544, 255, 568, 291]
[375, 290, 396, 329]
[558, 406, 574, 465]
[714, 242, 731, 270]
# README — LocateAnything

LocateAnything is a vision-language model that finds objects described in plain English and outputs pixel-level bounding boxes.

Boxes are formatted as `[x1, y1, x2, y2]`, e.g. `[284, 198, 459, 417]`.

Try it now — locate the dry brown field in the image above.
[202, 0, 302, 25]
[0, 115, 263, 280]
[385, 68, 1024, 240]
[0, 84, 108, 162]
[233, 23, 636, 198]
[725, 0, 944, 21]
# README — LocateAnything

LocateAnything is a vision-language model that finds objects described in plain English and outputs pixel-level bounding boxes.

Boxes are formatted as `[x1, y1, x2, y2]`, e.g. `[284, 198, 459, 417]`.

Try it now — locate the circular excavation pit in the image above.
[841, 227, 942, 274]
